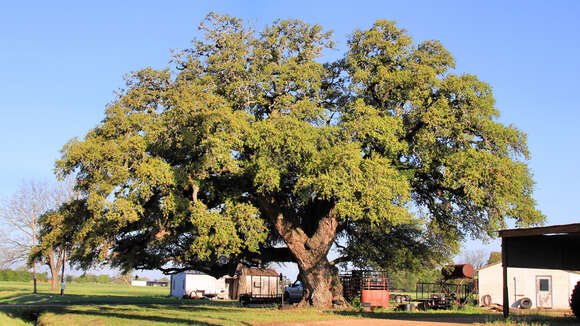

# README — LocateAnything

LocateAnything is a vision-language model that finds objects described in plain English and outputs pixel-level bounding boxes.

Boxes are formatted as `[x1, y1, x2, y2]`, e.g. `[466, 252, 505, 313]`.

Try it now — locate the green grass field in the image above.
[0, 311, 33, 326]
[36, 304, 341, 326]
[0, 281, 178, 305]
[0, 281, 577, 326]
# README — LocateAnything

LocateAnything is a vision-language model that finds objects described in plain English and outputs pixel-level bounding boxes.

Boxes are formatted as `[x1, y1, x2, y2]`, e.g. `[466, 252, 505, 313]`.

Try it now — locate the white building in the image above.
[131, 280, 147, 287]
[170, 271, 229, 299]
[478, 262, 580, 309]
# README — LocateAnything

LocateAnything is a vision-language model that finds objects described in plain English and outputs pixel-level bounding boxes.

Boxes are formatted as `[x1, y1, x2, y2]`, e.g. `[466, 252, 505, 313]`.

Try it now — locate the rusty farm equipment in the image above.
[415, 264, 478, 310]
[340, 270, 390, 308]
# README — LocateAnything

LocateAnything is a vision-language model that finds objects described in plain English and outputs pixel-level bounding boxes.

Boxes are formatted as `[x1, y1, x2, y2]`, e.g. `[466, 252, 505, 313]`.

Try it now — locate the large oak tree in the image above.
[56, 14, 543, 307]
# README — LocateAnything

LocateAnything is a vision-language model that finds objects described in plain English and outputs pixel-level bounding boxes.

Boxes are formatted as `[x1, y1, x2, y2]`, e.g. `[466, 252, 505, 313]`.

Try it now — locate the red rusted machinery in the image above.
[442, 264, 475, 280]
[360, 274, 389, 308]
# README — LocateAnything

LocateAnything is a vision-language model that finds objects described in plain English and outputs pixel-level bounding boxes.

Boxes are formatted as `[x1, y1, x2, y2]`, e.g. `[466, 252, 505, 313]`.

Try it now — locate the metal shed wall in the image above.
[499, 223, 580, 317]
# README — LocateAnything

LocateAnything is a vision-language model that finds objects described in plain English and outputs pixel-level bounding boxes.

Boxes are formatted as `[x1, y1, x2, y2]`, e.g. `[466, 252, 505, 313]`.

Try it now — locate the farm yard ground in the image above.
[0, 282, 577, 325]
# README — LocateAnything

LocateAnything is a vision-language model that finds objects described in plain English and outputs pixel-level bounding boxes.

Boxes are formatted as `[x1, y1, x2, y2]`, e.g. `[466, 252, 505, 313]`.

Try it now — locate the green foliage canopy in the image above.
[30, 200, 87, 265]
[389, 269, 442, 291]
[56, 14, 543, 276]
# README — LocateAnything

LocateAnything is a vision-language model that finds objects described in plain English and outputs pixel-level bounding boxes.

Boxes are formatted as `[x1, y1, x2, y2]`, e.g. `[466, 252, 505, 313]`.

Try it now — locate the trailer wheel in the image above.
[520, 297, 532, 309]
[571, 280, 580, 318]
[481, 294, 492, 307]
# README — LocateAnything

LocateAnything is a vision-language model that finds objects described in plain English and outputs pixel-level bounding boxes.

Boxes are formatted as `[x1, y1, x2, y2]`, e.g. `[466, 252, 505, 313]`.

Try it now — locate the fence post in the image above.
[280, 273, 284, 308]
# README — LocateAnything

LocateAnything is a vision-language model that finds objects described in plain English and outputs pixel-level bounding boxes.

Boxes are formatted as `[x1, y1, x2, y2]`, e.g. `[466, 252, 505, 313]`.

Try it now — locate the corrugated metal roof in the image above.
[498, 223, 580, 238]
[184, 271, 206, 275]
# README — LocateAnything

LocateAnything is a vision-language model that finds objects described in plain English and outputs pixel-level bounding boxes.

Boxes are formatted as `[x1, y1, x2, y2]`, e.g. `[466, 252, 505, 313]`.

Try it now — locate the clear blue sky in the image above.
[1, 1, 578, 278]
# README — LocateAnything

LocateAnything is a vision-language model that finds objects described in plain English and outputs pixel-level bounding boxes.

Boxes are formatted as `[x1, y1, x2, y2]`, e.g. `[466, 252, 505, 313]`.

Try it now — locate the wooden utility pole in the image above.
[502, 239, 509, 318]
[280, 273, 284, 309]
[60, 250, 66, 296]
[32, 224, 37, 294]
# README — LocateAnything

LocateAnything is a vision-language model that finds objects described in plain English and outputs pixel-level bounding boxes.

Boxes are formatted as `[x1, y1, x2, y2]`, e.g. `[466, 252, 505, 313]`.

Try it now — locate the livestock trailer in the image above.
[340, 270, 390, 308]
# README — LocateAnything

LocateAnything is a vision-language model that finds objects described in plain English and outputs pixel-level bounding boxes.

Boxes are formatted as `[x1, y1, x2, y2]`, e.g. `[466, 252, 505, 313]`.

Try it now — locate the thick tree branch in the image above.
[306, 208, 338, 255]
[329, 256, 350, 266]
[245, 247, 294, 264]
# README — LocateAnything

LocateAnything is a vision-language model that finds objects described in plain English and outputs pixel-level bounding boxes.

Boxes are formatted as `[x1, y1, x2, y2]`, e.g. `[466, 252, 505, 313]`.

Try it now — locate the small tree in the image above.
[2, 178, 77, 292]
[389, 268, 442, 291]
[1, 180, 55, 292]
[487, 251, 502, 265]
[30, 199, 85, 290]
[458, 249, 489, 270]
[113, 270, 135, 286]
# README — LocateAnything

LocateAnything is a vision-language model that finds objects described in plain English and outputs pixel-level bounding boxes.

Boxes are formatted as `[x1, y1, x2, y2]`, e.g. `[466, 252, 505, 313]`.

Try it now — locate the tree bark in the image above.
[49, 251, 57, 291]
[297, 257, 344, 307]
[32, 263, 37, 294]
[48, 250, 63, 291]
[262, 198, 345, 308]
[60, 250, 66, 296]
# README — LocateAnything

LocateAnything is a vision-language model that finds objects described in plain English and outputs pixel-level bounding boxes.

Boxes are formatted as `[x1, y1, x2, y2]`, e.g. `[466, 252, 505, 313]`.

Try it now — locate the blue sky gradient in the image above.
[1, 1, 578, 278]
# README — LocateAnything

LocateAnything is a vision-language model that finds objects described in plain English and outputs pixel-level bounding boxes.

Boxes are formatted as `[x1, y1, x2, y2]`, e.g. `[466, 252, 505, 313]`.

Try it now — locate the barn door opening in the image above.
[536, 276, 552, 308]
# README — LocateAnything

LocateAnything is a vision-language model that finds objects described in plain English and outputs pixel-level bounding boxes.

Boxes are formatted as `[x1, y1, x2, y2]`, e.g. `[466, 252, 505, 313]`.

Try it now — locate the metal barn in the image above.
[478, 262, 580, 309]
[499, 223, 580, 317]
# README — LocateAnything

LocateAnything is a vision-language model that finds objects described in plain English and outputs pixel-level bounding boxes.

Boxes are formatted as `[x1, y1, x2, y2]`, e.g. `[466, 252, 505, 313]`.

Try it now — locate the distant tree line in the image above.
[0, 268, 48, 282]
[73, 273, 112, 284]
[0, 268, 115, 284]
[388, 269, 443, 292]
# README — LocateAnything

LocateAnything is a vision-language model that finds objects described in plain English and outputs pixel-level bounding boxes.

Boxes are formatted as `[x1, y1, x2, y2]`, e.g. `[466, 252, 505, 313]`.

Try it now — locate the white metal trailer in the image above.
[170, 271, 228, 299]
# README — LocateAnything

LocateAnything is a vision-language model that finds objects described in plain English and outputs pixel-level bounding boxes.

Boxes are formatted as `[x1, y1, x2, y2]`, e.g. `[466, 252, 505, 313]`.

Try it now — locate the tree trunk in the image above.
[60, 250, 66, 296]
[297, 257, 344, 308]
[49, 251, 57, 291]
[48, 250, 63, 291]
[267, 202, 345, 308]
[32, 260, 38, 294]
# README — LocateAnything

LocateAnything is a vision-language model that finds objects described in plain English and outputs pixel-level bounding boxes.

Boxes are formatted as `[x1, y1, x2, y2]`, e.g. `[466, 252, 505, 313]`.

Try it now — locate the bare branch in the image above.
[0, 177, 78, 267]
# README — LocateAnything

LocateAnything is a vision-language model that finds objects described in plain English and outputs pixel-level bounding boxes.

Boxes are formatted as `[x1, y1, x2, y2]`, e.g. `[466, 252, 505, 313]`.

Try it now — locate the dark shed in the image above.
[499, 222, 580, 317]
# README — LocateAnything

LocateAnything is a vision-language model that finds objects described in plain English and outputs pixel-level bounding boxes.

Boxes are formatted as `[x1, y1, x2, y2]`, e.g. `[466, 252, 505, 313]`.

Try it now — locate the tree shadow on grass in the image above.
[335, 310, 578, 325]
[1, 303, 253, 326]
[156, 303, 246, 312]
[0, 285, 34, 292]
[141, 304, 253, 326]
[39, 306, 225, 326]
[0, 292, 177, 305]
[0, 291, 239, 307]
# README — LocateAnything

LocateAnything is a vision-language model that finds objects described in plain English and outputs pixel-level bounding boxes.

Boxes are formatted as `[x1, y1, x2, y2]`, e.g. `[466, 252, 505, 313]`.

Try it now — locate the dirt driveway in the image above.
[260, 310, 577, 326]
[264, 319, 469, 326]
